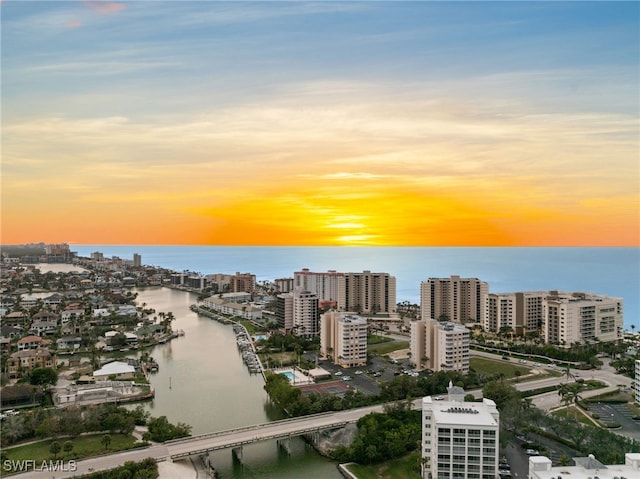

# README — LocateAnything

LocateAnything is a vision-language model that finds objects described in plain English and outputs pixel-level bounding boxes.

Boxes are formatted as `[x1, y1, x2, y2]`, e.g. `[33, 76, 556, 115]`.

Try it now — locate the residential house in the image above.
[56, 336, 83, 350]
[28, 320, 58, 336]
[92, 361, 135, 380]
[6, 349, 56, 378]
[3, 311, 28, 327]
[17, 335, 52, 350]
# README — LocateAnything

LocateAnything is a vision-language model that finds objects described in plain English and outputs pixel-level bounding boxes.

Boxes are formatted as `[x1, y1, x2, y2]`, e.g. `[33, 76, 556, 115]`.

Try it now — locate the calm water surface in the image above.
[132, 287, 342, 479]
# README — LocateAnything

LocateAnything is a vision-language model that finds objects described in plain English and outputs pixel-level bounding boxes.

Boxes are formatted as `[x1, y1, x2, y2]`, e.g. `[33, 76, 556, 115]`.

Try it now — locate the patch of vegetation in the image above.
[345, 451, 422, 479]
[146, 416, 192, 442]
[367, 334, 394, 345]
[331, 403, 421, 465]
[2, 434, 140, 473]
[469, 357, 529, 378]
[77, 457, 158, 479]
[368, 341, 409, 356]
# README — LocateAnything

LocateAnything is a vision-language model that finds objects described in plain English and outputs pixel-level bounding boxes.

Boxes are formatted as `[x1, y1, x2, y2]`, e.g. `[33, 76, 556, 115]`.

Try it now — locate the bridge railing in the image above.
[167, 421, 351, 459]
[163, 409, 346, 445]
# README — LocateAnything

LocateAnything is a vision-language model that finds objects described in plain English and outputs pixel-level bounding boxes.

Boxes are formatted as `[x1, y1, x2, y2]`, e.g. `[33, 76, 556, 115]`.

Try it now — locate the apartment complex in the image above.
[276, 293, 294, 331]
[294, 269, 343, 305]
[484, 291, 545, 335]
[293, 269, 396, 313]
[544, 291, 623, 346]
[319, 312, 368, 368]
[292, 290, 319, 337]
[421, 276, 488, 324]
[410, 319, 470, 373]
[634, 359, 640, 406]
[421, 384, 499, 479]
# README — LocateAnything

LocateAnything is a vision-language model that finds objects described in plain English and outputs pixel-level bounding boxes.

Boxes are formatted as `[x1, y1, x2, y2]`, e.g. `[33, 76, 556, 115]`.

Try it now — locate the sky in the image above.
[1, 0, 639, 246]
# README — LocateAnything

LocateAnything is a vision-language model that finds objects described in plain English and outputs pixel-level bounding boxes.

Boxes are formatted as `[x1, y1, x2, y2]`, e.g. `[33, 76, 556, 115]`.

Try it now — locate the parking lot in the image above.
[303, 348, 429, 398]
[585, 402, 640, 439]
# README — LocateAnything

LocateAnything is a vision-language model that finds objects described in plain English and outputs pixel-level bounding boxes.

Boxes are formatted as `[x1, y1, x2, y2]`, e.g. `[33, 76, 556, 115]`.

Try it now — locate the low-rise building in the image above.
[92, 361, 136, 381]
[6, 348, 56, 378]
[528, 453, 640, 479]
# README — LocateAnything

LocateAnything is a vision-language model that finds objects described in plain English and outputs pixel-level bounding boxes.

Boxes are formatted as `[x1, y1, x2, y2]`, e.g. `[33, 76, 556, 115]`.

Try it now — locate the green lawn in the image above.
[345, 452, 422, 479]
[367, 334, 394, 345]
[469, 357, 530, 378]
[3, 434, 141, 472]
[368, 341, 410, 356]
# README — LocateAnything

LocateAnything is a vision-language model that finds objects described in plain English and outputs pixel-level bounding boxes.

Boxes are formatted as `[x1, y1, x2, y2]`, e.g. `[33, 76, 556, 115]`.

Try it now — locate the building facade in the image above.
[320, 312, 368, 368]
[543, 291, 624, 346]
[342, 271, 396, 314]
[422, 384, 499, 479]
[410, 319, 470, 373]
[421, 276, 488, 324]
[292, 290, 319, 337]
[294, 269, 343, 305]
[276, 292, 294, 332]
[484, 291, 546, 336]
[635, 359, 640, 406]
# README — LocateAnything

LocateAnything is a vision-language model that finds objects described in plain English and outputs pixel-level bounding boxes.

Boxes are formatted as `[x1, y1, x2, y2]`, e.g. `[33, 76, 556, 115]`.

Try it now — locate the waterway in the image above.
[131, 286, 343, 479]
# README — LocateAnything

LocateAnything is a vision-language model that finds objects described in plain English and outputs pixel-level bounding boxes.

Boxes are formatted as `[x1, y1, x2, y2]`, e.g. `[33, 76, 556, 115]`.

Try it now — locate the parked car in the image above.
[525, 449, 540, 456]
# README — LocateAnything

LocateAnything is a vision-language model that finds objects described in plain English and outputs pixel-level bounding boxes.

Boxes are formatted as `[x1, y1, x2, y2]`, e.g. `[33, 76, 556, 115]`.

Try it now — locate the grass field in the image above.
[469, 357, 530, 378]
[368, 341, 410, 356]
[3, 433, 140, 467]
[345, 452, 422, 479]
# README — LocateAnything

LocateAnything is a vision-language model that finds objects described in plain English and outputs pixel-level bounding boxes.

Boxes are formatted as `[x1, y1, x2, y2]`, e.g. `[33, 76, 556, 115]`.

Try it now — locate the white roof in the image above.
[93, 361, 135, 376]
[427, 398, 499, 427]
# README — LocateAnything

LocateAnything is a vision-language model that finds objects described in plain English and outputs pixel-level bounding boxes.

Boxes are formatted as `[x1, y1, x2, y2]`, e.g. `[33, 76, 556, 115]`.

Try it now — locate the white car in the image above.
[335, 371, 343, 376]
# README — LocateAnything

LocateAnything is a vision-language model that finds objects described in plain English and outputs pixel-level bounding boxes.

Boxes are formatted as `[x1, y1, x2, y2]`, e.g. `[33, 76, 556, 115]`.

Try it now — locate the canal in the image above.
[132, 287, 342, 478]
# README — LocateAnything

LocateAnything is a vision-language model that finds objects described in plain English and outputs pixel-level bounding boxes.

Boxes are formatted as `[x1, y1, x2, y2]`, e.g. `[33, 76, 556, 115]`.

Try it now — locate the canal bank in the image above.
[131, 287, 343, 479]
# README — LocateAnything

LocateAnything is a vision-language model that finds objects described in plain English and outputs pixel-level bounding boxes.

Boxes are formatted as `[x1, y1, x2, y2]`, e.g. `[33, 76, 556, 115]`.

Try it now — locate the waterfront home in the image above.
[56, 336, 83, 350]
[92, 361, 135, 380]
[6, 348, 56, 378]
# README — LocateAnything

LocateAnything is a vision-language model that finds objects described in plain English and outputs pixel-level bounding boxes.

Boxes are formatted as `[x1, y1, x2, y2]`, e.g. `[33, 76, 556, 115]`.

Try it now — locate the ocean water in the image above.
[72, 246, 639, 330]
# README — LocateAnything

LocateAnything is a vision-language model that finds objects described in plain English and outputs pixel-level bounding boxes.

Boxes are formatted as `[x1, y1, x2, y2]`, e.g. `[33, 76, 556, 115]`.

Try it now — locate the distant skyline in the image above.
[2, 1, 638, 246]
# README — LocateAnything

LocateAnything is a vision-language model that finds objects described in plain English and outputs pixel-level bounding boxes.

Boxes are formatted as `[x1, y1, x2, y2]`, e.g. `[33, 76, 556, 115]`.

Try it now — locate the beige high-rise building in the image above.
[410, 319, 470, 373]
[293, 269, 396, 313]
[484, 291, 545, 336]
[543, 291, 623, 347]
[421, 275, 488, 324]
[294, 269, 343, 305]
[343, 270, 396, 313]
[320, 312, 368, 368]
[292, 289, 319, 337]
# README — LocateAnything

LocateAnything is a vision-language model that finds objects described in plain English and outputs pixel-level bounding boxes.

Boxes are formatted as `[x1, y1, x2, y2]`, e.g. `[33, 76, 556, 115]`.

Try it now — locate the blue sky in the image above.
[2, 1, 639, 246]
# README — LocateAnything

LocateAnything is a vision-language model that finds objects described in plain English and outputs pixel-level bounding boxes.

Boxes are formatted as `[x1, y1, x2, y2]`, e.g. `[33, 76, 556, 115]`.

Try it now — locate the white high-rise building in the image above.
[421, 383, 499, 479]
[421, 276, 488, 325]
[635, 359, 640, 406]
[320, 312, 368, 368]
[410, 319, 470, 373]
[543, 291, 623, 346]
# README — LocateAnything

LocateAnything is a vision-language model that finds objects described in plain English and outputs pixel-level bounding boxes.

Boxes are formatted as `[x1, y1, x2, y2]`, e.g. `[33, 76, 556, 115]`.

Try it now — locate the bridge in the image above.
[164, 402, 390, 460]
[5, 403, 397, 479]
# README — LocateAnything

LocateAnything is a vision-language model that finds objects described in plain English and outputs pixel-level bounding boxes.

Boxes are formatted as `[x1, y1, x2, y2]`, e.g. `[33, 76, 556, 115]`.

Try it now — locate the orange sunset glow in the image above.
[2, 1, 638, 246]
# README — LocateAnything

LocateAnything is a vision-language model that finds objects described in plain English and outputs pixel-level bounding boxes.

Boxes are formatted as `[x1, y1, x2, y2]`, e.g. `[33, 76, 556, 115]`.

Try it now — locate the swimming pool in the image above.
[280, 371, 295, 380]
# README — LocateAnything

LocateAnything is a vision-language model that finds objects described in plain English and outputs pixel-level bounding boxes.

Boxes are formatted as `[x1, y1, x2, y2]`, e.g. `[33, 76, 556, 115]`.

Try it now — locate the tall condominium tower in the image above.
[276, 292, 294, 332]
[410, 319, 470, 373]
[421, 275, 488, 324]
[293, 269, 343, 305]
[320, 312, 368, 368]
[484, 291, 545, 336]
[421, 384, 500, 479]
[343, 270, 396, 313]
[292, 290, 319, 337]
